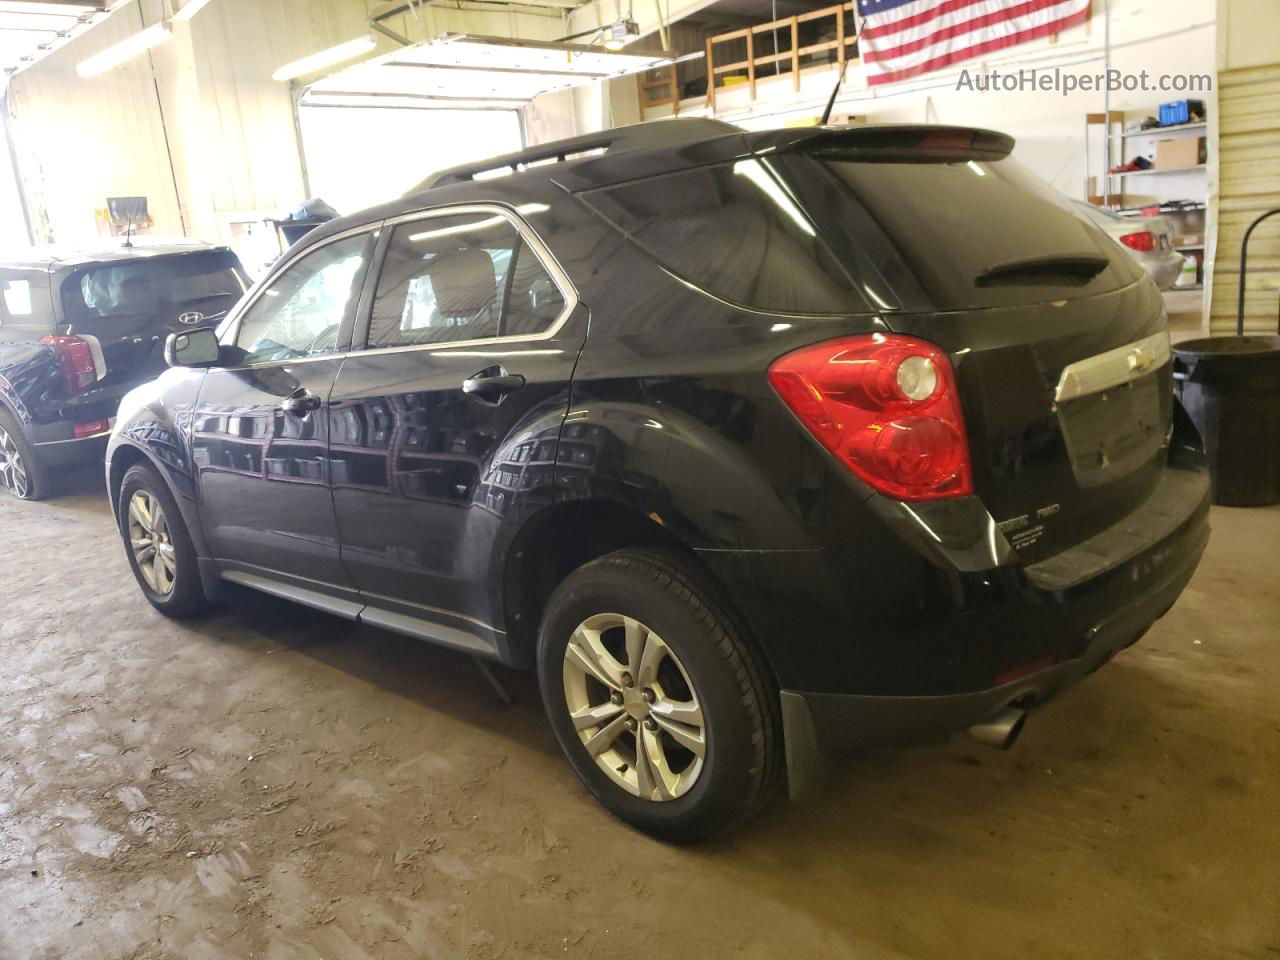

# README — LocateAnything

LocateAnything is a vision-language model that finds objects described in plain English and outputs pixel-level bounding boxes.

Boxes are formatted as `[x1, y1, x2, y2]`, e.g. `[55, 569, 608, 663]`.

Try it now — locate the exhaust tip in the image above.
[966, 706, 1027, 750]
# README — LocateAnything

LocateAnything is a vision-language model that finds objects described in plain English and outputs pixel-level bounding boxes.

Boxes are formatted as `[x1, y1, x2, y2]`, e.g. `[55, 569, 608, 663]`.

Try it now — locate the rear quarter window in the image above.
[578, 159, 867, 315]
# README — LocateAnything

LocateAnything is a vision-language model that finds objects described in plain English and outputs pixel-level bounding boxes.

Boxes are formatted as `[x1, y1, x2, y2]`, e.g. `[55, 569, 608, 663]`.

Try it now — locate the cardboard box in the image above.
[1155, 137, 1204, 170]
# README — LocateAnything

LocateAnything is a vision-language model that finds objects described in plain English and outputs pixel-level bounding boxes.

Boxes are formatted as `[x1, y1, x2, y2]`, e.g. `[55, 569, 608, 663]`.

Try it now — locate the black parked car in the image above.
[0, 242, 247, 499]
[106, 120, 1210, 841]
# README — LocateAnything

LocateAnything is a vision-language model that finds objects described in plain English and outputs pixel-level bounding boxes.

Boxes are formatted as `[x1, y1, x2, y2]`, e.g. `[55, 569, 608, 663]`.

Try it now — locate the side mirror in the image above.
[165, 328, 221, 368]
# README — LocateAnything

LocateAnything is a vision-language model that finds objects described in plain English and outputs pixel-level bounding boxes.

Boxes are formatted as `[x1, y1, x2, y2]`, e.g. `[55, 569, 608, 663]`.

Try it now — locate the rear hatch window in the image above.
[771, 149, 1143, 311]
[59, 250, 247, 384]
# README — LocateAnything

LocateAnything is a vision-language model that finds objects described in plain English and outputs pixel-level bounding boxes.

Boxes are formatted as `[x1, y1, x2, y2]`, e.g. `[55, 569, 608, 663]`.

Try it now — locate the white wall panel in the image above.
[6, 2, 182, 244]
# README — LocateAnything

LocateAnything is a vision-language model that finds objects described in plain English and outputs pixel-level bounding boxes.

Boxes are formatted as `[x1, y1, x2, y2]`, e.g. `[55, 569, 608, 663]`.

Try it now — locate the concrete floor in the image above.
[1, 291, 1276, 960]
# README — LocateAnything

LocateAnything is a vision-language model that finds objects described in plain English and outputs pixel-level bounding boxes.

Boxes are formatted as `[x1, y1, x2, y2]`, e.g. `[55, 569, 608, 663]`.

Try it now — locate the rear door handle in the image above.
[462, 368, 525, 403]
[280, 388, 322, 417]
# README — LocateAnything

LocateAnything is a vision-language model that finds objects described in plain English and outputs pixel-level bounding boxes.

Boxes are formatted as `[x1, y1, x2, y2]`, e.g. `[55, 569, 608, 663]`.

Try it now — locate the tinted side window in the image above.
[579, 158, 862, 313]
[231, 233, 373, 366]
[367, 212, 565, 349]
[0, 269, 54, 333]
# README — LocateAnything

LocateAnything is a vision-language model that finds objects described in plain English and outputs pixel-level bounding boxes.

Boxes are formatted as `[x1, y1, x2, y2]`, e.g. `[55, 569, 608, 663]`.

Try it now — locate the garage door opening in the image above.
[297, 106, 523, 216]
[295, 34, 674, 217]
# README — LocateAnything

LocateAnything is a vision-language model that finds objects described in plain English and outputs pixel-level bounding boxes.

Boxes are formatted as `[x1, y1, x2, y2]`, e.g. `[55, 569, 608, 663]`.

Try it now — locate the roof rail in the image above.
[410, 118, 740, 194]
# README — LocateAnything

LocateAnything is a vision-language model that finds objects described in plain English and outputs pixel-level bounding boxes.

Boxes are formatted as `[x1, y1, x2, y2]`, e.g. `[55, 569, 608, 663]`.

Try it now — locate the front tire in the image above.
[537, 548, 781, 843]
[0, 408, 55, 501]
[118, 463, 210, 619]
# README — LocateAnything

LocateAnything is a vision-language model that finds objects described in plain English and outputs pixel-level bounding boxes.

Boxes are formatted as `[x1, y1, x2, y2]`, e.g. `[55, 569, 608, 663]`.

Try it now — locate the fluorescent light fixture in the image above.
[603, 18, 639, 51]
[272, 35, 376, 82]
[174, 0, 216, 21]
[76, 21, 170, 77]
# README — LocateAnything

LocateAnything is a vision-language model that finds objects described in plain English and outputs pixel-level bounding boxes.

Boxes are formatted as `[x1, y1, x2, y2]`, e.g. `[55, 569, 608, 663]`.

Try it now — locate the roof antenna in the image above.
[819, 59, 848, 126]
[123, 213, 134, 249]
[820, 9, 860, 126]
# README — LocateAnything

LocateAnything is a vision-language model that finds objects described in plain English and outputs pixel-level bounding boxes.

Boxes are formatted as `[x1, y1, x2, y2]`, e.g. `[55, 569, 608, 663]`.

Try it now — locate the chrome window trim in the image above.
[1054, 330, 1172, 403]
[359, 202, 580, 355]
[217, 222, 384, 358]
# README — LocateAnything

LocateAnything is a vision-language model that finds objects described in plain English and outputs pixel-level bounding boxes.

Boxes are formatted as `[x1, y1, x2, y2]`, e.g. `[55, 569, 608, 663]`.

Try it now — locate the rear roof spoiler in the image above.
[747, 124, 1016, 162]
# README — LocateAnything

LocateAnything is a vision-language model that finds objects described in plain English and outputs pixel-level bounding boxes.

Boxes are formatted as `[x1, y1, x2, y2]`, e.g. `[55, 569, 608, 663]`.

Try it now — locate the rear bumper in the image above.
[32, 430, 110, 468]
[779, 506, 1207, 797]
[698, 461, 1211, 799]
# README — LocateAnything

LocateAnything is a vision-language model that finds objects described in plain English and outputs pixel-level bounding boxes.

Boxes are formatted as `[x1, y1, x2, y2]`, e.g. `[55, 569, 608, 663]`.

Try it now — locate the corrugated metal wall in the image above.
[1209, 64, 1280, 334]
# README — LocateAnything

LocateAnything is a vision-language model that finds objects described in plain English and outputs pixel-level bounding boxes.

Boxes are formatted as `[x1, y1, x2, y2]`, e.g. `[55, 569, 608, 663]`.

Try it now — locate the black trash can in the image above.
[1172, 335, 1280, 506]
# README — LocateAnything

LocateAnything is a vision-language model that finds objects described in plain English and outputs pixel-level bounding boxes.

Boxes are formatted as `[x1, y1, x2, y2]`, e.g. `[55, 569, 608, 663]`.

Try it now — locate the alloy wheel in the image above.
[127, 490, 177, 595]
[562, 613, 706, 801]
[0, 424, 29, 499]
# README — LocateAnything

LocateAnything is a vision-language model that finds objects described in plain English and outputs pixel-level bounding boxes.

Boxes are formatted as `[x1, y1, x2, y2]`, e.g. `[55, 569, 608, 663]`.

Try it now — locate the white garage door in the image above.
[298, 106, 524, 215]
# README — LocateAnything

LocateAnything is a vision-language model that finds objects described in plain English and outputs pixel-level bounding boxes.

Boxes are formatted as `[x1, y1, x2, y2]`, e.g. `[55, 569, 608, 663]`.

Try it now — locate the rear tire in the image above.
[536, 548, 781, 843]
[118, 463, 210, 619]
[0, 408, 56, 501]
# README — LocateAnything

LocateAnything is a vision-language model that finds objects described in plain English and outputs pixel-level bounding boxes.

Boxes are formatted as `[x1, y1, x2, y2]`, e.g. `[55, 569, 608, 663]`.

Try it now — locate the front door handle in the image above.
[462, 367, 525, 404]
[280, 388, 322, 417]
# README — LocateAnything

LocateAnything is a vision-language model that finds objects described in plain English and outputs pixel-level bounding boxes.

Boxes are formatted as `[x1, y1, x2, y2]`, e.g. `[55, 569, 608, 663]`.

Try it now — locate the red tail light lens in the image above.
[1119, 231, 1156, 253]
[73, 419, 111, 439]
[768, 334, 973, 501]
[40, 335, 98, 395]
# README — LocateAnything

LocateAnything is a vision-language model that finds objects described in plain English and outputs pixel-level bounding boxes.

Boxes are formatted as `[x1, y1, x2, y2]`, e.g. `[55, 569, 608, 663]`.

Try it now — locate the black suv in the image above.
[0, 242, 247, 499]
[106, 120, 1210, 841]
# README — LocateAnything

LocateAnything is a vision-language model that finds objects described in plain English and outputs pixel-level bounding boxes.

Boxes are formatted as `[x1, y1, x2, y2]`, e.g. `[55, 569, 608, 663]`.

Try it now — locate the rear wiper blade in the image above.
[976, 254, 1109, 287]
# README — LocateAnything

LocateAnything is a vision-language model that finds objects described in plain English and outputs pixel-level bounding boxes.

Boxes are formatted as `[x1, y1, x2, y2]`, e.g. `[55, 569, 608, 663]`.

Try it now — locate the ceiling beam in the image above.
[0, 1, 105, 8]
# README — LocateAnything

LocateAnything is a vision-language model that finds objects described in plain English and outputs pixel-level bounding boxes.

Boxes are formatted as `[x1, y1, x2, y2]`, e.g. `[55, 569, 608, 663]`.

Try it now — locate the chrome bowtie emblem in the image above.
[178, 311, 205, 326]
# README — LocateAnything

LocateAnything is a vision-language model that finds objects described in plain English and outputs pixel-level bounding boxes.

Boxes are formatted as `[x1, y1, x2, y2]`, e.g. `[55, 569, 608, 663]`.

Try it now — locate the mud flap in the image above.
[780, 690, 830, 802]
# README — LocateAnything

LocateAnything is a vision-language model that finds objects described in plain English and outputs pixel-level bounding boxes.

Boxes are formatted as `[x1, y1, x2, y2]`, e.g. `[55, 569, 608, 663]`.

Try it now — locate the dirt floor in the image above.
[2, 295, 1278, 960]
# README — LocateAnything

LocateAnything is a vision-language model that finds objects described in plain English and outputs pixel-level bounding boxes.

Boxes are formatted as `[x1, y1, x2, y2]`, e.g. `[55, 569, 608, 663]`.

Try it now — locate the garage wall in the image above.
[6, 2, 184, 245]
[1207, 0, 1280, 335]
[5, 0, 574, 250]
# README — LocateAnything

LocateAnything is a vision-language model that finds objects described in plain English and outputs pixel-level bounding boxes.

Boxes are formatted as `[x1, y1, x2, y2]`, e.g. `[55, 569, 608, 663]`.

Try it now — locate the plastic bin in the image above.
[1159, 99, 1205, 127]
[1172, 336, 1280, 506]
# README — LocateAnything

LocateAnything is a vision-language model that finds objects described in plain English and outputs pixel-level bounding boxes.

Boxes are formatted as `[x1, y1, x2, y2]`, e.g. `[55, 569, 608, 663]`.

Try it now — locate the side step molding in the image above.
[218, 568, 501, 658]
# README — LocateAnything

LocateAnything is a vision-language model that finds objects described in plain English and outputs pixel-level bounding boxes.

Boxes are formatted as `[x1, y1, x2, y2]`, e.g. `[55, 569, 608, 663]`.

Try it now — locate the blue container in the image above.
[1160, 99, 1205, 127]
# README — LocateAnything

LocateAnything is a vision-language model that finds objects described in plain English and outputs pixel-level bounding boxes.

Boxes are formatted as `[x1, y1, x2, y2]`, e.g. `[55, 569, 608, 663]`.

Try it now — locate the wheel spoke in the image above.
[565, 626, 624, 691]
[637, 629, 668, 688]
[651, 712, 706, 757]
[649, 698, 703, 728]
[569, 700, 623, 732]
[623, 617, 646, 674]
[157, 543, 177, 574]
[636, 726, 677, 800]
[583, 713, 629, 757]
[153, 553, 171, 592]
[129, 496, 152, 531]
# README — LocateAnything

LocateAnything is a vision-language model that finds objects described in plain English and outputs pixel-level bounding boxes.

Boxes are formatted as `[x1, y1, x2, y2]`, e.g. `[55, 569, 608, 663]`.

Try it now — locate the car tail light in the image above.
[40, 335, 99, 395]
[1119, 231, 1156, 253]
[74, 419, 111, 439]
[768, 333, 973, 501]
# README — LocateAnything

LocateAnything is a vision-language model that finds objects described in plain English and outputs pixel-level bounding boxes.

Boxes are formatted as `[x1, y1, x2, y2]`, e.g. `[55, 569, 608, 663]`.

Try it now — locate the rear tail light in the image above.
[1119, 231, 1157, 253]
[40, 335, 99, 395]
[768, 333, 973, 501]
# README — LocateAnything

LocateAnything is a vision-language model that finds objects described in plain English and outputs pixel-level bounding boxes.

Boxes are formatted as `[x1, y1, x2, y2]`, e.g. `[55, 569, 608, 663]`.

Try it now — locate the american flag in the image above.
[857, 0, 1092, 87]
